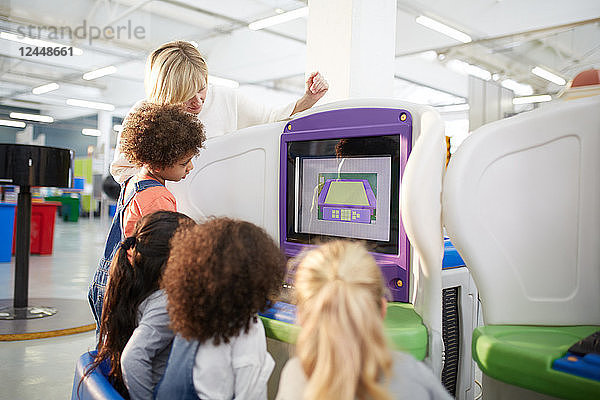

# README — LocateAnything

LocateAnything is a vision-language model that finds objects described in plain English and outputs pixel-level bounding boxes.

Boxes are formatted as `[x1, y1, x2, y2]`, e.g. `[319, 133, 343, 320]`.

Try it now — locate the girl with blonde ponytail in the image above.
[276, 241, 452, 400]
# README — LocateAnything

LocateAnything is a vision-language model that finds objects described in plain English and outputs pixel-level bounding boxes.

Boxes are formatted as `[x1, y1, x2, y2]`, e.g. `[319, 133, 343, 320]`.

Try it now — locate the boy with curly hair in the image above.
[155, 217, 286, 400]
[88, 103, 206, 330]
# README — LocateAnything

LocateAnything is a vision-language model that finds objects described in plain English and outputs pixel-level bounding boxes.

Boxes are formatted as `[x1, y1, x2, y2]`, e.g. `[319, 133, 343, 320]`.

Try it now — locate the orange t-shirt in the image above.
[121, 175, 177, 237]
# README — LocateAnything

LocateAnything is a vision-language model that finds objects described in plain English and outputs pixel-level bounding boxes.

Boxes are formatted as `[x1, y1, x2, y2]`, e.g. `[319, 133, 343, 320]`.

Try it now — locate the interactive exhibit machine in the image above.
[167, 99, 477, 399]
[73, 96, 600, 400]
[442, 95, 600, 399]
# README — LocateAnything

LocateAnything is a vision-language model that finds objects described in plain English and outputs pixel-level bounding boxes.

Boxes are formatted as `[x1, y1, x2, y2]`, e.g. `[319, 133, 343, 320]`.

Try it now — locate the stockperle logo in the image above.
[16, 19, 146, 46]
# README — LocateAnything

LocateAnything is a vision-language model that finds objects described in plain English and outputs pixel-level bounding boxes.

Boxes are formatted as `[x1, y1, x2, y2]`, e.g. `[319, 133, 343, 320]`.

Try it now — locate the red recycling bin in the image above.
[12, 201, 60, 255]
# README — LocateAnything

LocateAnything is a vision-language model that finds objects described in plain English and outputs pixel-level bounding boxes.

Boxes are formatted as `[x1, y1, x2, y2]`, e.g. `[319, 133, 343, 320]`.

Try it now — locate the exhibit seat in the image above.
[71, 351, 123, 400]
[442, 95, 600, 399]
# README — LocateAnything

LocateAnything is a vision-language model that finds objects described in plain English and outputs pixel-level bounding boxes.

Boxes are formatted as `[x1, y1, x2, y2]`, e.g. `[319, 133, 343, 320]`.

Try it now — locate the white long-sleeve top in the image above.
[110, 84, 295, 184]
[121, 290, 174, 400]
[193, 318, 275, 400]
[276, 352, 453, 400]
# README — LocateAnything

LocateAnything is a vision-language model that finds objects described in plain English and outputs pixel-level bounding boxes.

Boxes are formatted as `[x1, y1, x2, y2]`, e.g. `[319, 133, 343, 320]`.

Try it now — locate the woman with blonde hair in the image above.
[276, 240, 452, 400]
[112, 40, 328, 183]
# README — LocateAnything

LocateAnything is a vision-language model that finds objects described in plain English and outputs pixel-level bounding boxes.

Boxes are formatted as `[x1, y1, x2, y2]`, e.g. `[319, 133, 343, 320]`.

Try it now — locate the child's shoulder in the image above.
[389, 351, 453, 399]
[133, 185, 176, 213]
[391, 351, 428, 375]
[230, 318, 267, 352]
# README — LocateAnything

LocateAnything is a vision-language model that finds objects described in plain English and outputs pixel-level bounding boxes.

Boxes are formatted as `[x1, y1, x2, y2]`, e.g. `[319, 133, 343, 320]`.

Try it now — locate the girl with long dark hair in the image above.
[83, 211, 194, 399]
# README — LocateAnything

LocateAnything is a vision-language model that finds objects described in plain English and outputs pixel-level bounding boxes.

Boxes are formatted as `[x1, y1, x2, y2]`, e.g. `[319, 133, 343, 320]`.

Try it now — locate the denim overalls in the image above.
[154, 335, 201, 400]
[87, 177, 165, 329]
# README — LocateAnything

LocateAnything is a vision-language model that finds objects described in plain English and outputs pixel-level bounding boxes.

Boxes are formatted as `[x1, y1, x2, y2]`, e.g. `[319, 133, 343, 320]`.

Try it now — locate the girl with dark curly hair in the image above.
[82, 211, 194, 399]
[155, 217, 286, 400]
[88, 103, 206, 332]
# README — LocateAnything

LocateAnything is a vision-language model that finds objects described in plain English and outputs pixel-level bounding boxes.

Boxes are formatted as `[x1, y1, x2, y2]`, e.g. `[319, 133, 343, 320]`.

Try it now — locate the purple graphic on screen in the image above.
[279, 107, 414, 302]
[317, 179, 376, 224]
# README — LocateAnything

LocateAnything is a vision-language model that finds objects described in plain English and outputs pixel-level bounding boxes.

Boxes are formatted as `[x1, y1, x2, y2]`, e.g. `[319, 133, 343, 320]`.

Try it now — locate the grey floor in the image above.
[0, 216, 109, 400]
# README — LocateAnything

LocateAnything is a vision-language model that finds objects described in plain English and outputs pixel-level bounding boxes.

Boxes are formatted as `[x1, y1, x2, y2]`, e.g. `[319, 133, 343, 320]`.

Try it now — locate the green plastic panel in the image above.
[73, 158, 93, 183]
[44, 196, 79, 222]
[260, 316, 300, 344]
[473, 325, 600, 400]
[80, 194, 97, 213]
[260, 302, 428, 360]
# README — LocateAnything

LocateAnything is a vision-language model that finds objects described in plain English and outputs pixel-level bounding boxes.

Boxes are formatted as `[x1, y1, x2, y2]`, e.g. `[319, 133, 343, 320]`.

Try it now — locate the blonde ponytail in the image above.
[294, 241, 393, 400]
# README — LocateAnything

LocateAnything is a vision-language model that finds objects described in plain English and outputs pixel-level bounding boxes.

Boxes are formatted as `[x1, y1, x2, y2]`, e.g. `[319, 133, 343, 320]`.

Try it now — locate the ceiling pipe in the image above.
[0, 56, 108, 86]
[395, 17, 600, 58]
[105, 0, 154, 26]
[157, 0, 306, 44]
[85, 0, 104, 24]
[394, 74, 466, 100]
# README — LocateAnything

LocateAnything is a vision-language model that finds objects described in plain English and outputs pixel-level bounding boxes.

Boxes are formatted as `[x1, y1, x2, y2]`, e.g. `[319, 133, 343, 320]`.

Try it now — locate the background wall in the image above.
[1, 106, 122, 159]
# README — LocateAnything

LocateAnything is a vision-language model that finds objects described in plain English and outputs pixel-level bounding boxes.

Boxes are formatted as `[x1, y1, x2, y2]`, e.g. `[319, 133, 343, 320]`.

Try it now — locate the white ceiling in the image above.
[1, 0, 599, 123]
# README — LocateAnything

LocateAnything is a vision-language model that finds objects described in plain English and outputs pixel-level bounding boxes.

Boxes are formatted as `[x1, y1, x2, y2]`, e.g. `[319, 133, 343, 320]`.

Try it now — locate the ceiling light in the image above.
[82, 129, 102, 137]
[491, 73, 500, 81]
[66, 98, 115, 111]
[249, 6, 308, 30]
[512, 95, 552, 105]
[501, 79, 534, 96]
[113, 124, 123, 131]
[447, 60, 491, 81]
[463, 64, 491, 81]
[9, 112, 54, 123]
[416, 16, 472, 43]
[419, 50, 438, 61]
[83, 66, 117, 80]
[208, 75, 239, 88]
[0, 31, 83, 55]
[531, 66, 566, 86]
[0, 119, 26, 128]
[32, 83, 59, 95]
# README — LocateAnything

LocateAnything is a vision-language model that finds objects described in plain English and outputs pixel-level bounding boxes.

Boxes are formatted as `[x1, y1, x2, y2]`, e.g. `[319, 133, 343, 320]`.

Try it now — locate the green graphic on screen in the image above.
[316, 173, 377, 221]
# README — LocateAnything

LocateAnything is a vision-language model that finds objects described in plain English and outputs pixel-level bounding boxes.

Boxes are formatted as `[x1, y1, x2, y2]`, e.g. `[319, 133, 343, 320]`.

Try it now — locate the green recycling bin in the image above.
[44, 195, 79, 222]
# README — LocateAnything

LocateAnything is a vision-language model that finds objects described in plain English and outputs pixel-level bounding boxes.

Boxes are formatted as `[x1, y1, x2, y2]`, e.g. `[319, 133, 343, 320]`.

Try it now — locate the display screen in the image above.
[285, 135, 400, 254]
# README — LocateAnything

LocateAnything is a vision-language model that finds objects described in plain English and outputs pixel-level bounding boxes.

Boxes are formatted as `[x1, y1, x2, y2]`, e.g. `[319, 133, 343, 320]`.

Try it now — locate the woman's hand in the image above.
[305, 71, 329, 101]
[291, 71, 329, 115]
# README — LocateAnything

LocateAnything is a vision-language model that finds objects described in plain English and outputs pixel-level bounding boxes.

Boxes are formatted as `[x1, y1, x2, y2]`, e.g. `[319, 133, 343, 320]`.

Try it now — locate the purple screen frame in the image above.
[279, 108, 413, 302]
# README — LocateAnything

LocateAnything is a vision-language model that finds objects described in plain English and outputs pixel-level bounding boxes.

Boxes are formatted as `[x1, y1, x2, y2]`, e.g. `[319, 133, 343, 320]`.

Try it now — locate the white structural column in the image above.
[468, 76, 513, 131]
[306, 0, 397, 101]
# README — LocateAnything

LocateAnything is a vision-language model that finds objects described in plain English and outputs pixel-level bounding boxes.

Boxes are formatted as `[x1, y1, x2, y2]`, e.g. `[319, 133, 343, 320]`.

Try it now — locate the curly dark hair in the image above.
[120, 103, 206, 169]
[163, 217, 286, 345]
